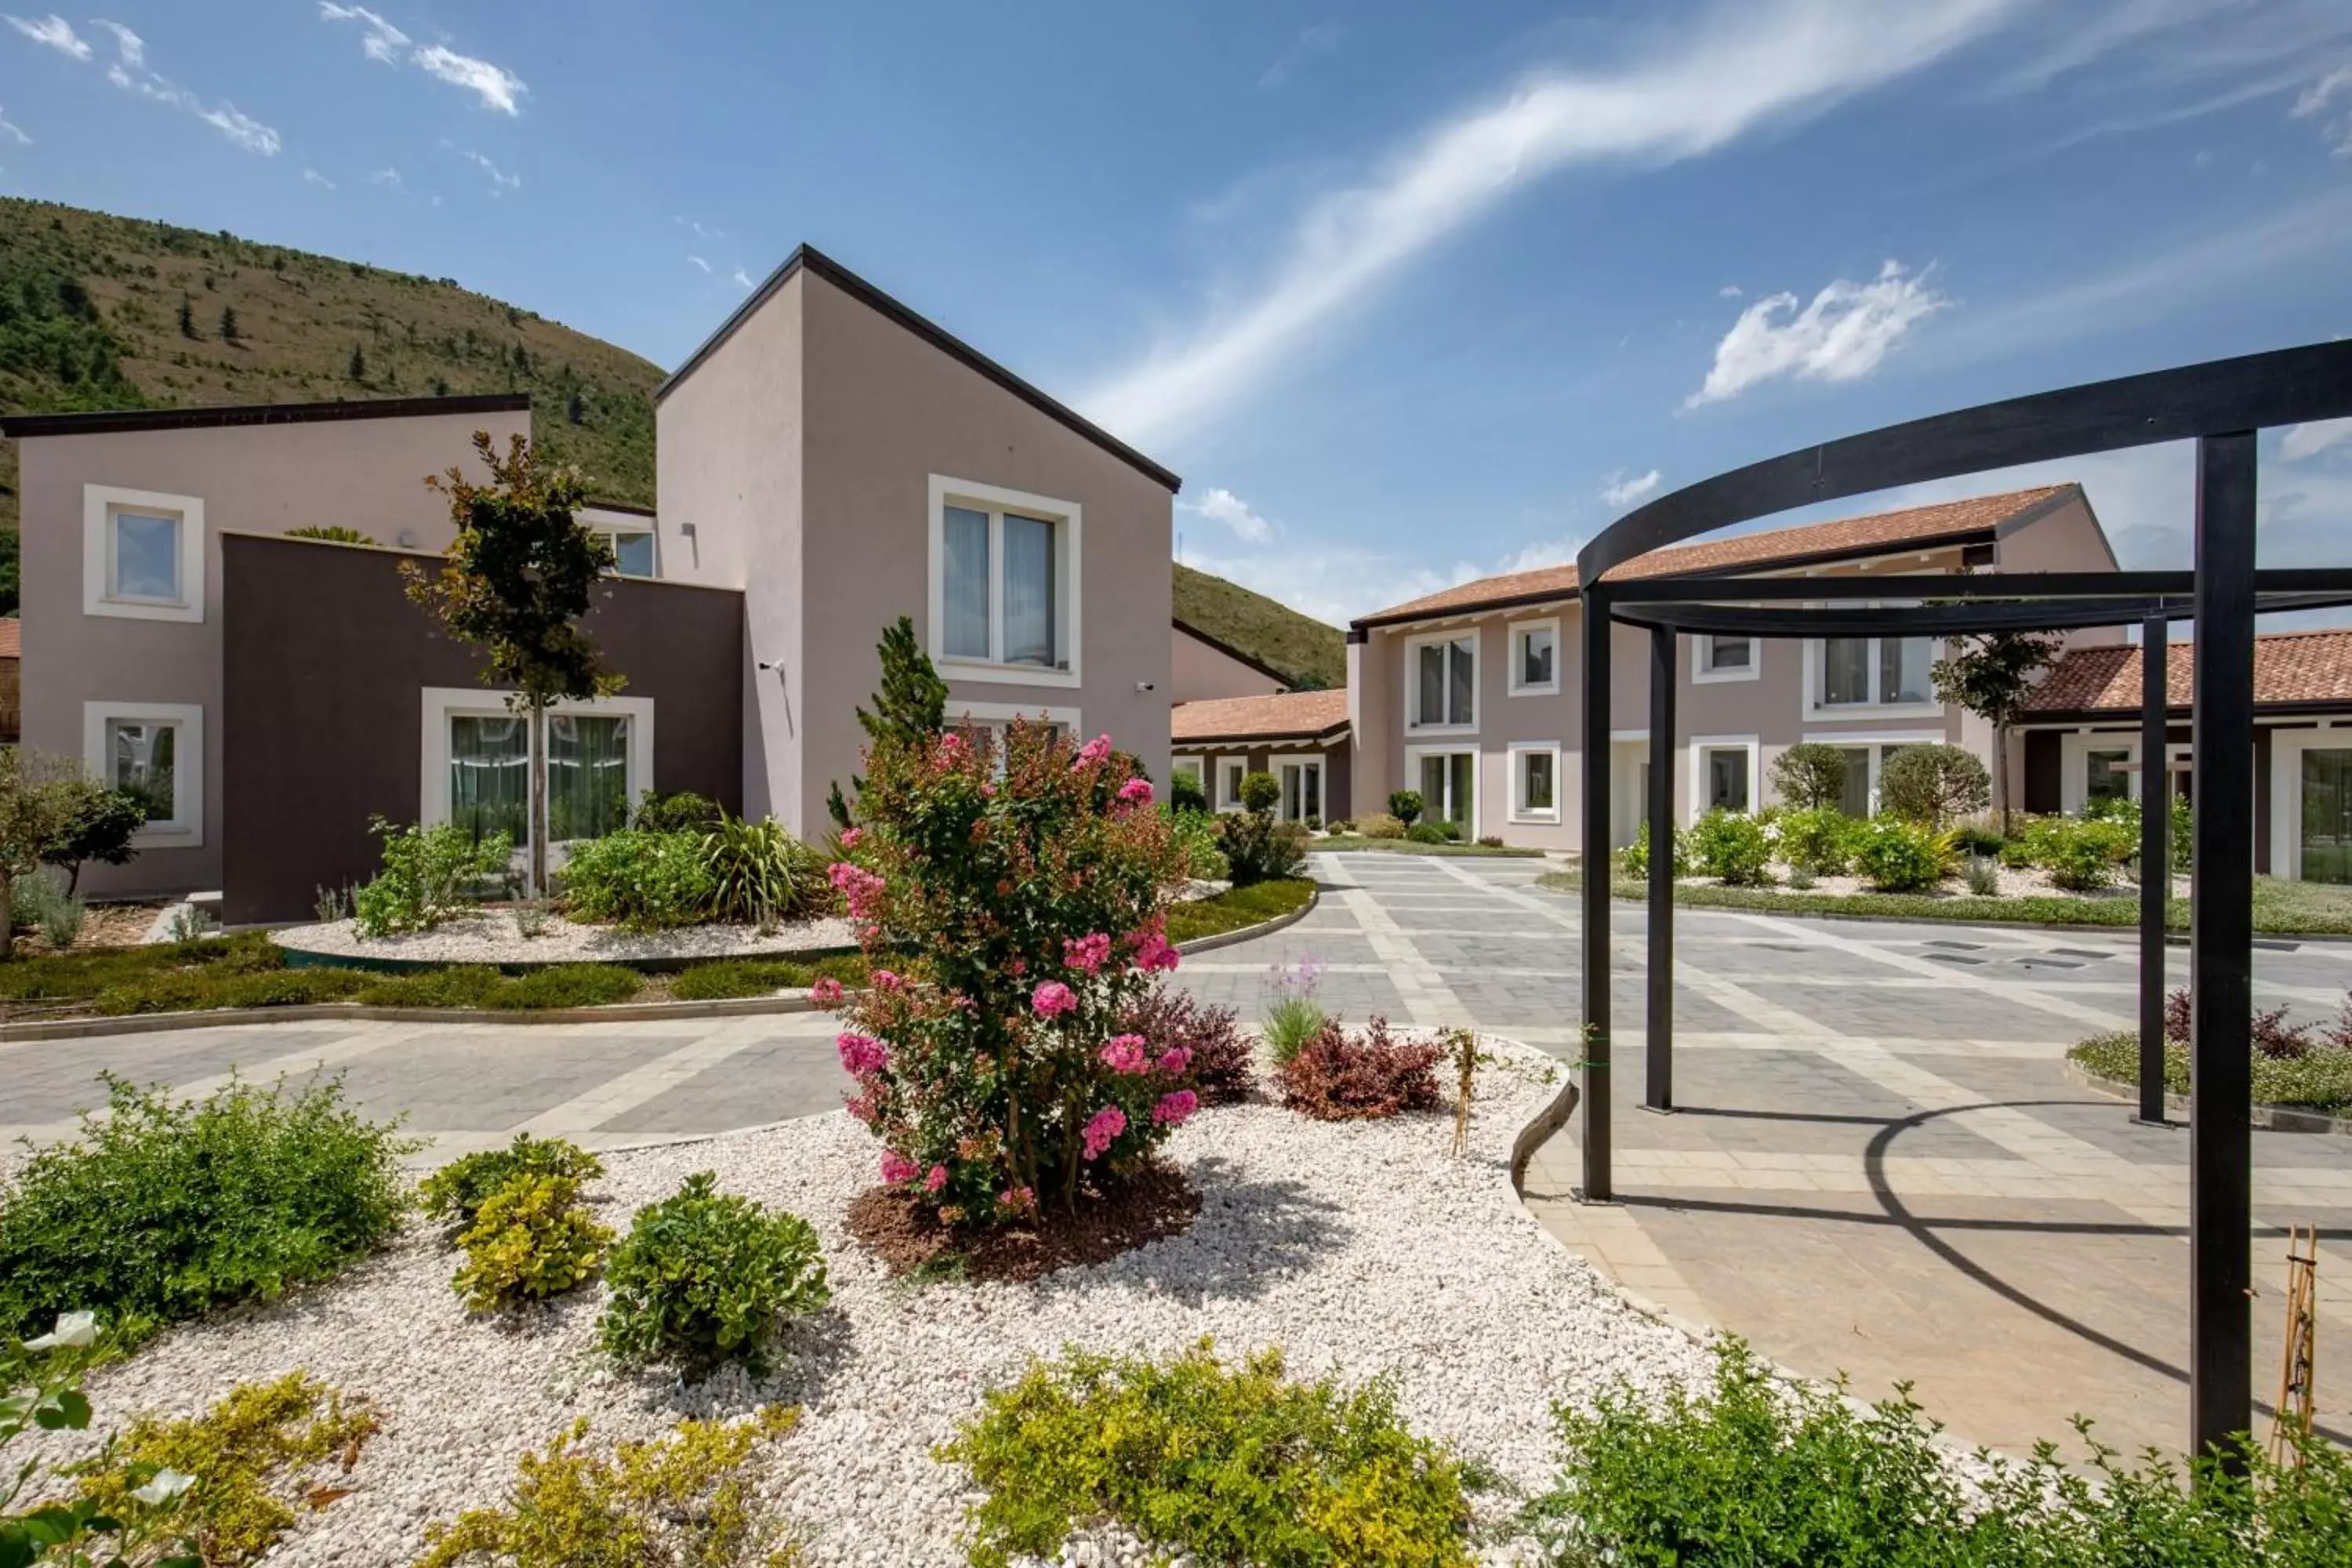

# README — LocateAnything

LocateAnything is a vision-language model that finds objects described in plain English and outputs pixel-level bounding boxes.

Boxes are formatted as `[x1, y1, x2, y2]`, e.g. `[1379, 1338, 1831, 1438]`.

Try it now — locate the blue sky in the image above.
[3, 2, 2350, 626]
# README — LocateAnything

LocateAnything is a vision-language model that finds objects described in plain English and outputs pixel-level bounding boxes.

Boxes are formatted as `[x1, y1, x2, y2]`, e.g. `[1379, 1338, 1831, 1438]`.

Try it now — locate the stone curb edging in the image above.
[0, 887, 1322, 1044]
[2063, 1057, 2352, 1135]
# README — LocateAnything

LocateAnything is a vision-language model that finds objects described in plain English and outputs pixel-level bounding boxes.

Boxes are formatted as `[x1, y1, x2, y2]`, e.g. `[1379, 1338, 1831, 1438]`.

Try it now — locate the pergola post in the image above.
[1646, 624, 1675, 1112]
[2189, 430, 2257, 1465]
[1580, 587, 1613, 1201]
[2138, 618, 2171, 1125]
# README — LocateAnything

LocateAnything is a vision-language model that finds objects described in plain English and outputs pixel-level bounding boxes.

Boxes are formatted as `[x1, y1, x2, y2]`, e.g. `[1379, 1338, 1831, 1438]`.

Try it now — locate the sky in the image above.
[2, 1, 2350, 628]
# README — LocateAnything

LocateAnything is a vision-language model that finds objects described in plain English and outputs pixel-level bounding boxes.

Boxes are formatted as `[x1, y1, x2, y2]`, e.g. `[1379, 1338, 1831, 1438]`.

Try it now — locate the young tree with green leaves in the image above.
[1930, 626, 2064, 831]
[41, 782, 146, 894]
[0, 750, 91, 953]
[828, 615, 948, 829]
[218, 305, 240, 343]
[403, 433, 622, 896]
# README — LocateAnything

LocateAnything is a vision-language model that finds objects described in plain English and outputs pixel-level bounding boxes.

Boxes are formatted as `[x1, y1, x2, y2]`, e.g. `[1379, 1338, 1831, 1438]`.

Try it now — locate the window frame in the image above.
[1403, 743, 1480, 839]
[926, 474, 1083, 689]
[579, 508, 659, 579]
[1802, 612, 1939, 720]
[82, 700, 204, 846]
[1169, 755, 1205, 795]
[419, 687, 655, 849]
[1505, 617, 1560, 698]
[83, 485, 205, 622]
[1269, 751, 1327, 826]
[1214, 755, 1249, 814]
[1687, 734, 1760, 822]
[1800, 729, 1947, 816]
[1507, 740, 1562, 825]
[2269, 726, 2352, 883]
[1692, 632, 1761, 684]
[1403, 628, 1479, 735]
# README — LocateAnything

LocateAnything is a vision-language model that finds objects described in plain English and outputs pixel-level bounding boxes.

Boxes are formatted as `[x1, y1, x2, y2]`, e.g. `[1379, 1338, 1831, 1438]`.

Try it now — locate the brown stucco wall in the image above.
[18, 404, 533, 896]
[1174, 738, 1350, 824]
[1172, 626, 1286, 702]
[220, 533, 743, 925]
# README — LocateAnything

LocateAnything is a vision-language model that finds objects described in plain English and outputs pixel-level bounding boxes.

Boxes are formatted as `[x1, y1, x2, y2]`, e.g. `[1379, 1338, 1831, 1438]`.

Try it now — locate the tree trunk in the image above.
[529, 700, 550, 899]
[1994, 723, 2011, 835]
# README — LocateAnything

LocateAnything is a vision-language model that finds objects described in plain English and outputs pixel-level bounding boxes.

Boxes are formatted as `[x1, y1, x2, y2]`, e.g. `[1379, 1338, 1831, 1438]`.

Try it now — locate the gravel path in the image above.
[35, 1042, 1715, 1565]
[270, 912, 860, 965]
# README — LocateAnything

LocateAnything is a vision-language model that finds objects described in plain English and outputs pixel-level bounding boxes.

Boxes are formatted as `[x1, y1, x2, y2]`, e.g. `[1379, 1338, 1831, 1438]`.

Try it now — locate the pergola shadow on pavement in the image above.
[1526, 341, 2352, 1462]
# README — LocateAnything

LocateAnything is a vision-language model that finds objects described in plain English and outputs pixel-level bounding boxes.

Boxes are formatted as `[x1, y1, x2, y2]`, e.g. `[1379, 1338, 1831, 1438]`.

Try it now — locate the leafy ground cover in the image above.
[1162, 878, 1316, 945]
[2070, 1031, 2352, 1119]
[1317, 836, 1544, 858]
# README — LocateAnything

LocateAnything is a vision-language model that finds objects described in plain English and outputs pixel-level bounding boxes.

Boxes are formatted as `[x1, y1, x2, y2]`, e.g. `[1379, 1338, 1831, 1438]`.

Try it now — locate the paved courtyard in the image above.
[4, 849, 2350, 1460]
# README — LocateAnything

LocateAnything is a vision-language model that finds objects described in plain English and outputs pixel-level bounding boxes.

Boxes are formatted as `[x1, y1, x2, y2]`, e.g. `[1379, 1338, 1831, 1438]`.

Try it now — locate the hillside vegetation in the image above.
[1174, 561, 1345, 689]
[0, 197, 662, 532]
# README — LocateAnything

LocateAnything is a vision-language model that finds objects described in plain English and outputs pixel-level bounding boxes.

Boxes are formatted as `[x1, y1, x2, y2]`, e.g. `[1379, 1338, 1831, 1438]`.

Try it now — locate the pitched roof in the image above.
[1356, 485, 2078, 628]
[1171, 689, 1348, 744]
[0, 619, 17, 659]
[2026, 630, 2352, 715]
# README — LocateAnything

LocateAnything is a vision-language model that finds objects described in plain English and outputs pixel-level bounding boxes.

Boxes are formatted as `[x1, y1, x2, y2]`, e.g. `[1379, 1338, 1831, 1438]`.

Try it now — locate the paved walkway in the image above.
[6, 851, 2351, 1458]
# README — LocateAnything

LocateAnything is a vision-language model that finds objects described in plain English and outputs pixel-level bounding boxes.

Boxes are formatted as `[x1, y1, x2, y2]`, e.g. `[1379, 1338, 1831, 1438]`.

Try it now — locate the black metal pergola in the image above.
[1551, 340, 2352, 1461]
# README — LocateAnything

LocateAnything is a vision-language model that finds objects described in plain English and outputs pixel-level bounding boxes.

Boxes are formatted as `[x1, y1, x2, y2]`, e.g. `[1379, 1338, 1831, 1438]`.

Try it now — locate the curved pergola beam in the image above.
[1606, 591, 2352, 639]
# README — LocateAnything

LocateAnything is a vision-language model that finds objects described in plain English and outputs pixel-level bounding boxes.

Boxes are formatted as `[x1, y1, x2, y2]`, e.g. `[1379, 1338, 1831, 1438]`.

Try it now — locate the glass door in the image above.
[1417, 751, 1474, 832]
[2302, 748, 2352, 884]
[1279, 760, 1323, 825]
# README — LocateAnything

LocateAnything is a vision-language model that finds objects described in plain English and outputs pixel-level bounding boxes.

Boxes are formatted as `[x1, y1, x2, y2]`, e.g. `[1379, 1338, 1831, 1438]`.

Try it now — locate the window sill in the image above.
[1692, 666, 1761, 684]
[938, 656, 1082, 690]
[1405, 723, 1479, 739]
[1806, 700, 1942, 723]
[89, 595, 202, 624]
[1508, 811, 1561, 826]
[1506, 683, 1560, 699]
[130, 824, 201, 850]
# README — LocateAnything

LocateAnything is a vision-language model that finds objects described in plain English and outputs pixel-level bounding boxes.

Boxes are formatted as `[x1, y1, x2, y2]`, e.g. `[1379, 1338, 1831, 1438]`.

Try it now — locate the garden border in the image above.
[2063, 1058, 2352, 1136]
[0, 888, 1321, 1043]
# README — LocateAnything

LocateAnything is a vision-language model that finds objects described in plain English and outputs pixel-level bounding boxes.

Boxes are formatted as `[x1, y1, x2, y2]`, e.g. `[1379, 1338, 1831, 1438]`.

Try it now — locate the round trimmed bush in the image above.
[600, 1171, 829, 1378]
[1877, 745, 1991, 828]
[1769, 743, 1849, 811]
[1771, 808, 1858, 876]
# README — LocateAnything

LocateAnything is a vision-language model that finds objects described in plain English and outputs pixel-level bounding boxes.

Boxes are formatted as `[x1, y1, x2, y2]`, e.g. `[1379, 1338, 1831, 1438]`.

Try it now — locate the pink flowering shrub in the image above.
[827, 717, 1194, 1225]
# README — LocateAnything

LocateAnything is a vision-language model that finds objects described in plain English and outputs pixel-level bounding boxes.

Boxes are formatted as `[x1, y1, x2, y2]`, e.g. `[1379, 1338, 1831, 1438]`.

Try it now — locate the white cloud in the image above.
[1492, 534, 1581, 575]
[1185, 487, 1277, 544]
[318, 3, 408, 61]
[198, 103, 278, 155]
[302, 166, 335, 188]
[1259, 21, 1346, 89]
[677, 216, 724, 240]
[1599, 468, 1664, 508]
[1082, 0, 2013, 445]
[1686, 260, 1947, 407]
[0, 107, 26, 143]
[686, 255, 711, 274]
[1718, 284, 1742, 298]
[414, 44, 525, 114]
[2281, 417, 2352, 463]
[89, 17, 137, 65]
[451, 145, 519, 193]
[90, 22, 281, 155]
[731, 266, 755, 290]
[5, 13, 87, 59]
[2292, 60, 2352, 154]
[367, 165, 401, 188]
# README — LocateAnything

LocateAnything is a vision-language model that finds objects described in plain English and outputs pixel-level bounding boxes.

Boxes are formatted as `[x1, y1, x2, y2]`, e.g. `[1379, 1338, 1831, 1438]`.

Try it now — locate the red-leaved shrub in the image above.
[2163, 986, 2314, 1060]
[1279, 1016, 1442, 1121]
[1123, 986, 1254, 1105]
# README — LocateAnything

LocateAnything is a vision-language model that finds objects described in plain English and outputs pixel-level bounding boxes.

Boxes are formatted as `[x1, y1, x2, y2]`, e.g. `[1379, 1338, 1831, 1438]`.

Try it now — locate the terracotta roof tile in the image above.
[1360, 485, 2077, 625]
[0, 620, 18, 659]
[2026, 630, 2352, 713]
[1171, 689, 1348, 743]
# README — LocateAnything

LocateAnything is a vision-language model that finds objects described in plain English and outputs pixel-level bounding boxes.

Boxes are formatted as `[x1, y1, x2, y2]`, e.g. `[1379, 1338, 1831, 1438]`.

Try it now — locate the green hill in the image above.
[0, 196, 663, 535]
[1174, 561, 1346, 690]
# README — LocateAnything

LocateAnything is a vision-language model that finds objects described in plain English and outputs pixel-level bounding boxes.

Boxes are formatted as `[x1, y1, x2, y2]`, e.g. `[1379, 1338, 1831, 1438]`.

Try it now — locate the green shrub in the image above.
[1877, 744, 1991, 827]
[1261, 995, 1329, 1068]
[1617, 818, 1688, 880]
[1240, 771, 1282, 812]
[2040, 815, 2138, 891]
[93, 964, 373, 1015]
[700, 815, 830, 925]
[941, 1340, 1475, 1568]
[1851, 817, 1957, 893]
[1221, 812, 1308, 885]
[1528, 1337, 2352, 1566]
[1964, 854, 2001, 895]
[558, 829, 715, 931]
[1952, 822, 2005, 858]
[666, 953, 866, 1002]
[419, 1134, 605, 1229]
[1769, 807, 1857, 876]
[1689, 810, 1772, 887]
[1388, 789, 1424, 827]
[1356, 812, 1406, 840]
[285, 524, 378, 545]
[2072, 1031, 2352, 1117]
[411, 1407, 802, 1568]
[2, 1317, 204, 1564]
[353, 818, 512, 938]
[353, 964, 643, 1011]
[0, 1074, 416, 1342]
[1406, 822, 1452, 845]
[2002, 813, 2060, 868]
[1162, 803, 1230, 880]
[1169, 768, 1209, 815]
[1769, 742, 1849, 811]
[599, 1172, 829, 1378]
[451, 1174, 613, 1312]
[626, 788, 723, 834]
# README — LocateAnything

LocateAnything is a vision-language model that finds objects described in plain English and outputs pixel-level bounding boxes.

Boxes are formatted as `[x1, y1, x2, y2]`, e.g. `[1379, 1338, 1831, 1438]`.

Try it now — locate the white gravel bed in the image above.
[270, 911, 860, 965]
[1680, 862, 2187, 902]
[34, 1040, 1716, 1566]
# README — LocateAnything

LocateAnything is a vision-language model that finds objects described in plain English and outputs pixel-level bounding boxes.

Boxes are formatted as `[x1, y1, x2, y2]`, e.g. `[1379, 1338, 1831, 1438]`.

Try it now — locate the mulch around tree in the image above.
[844, 1161, 1200, 1284]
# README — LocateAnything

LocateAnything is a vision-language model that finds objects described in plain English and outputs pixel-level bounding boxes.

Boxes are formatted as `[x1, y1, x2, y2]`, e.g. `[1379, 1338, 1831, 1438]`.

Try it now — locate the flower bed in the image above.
[270, 910, 859, 970]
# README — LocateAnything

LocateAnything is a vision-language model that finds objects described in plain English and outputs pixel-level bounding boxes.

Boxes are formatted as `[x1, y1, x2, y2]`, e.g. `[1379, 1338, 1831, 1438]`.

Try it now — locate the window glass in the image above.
[107, 719, 177, 823]
[1881, 637, 1932, 705]
[1446, 638, 1475, 726]
[112, 511, 180, 601]
[608, 531, 656, 578]
[942, 505, 991, 659]
[1706, 635, 1751, 671]
[1518, 626, 1555, 687]
[1838, 748, 1872, 817]
[1523, 750, 1555, 812]
[1220, 760, 1244, 808]
[449, 715, 528, 846]
[1820, 638, 1871, 705]
[547, 714, 631, 841]
[1706, 748, 1748, 813]
[2302, 749, 2352, 884]
[2086, 748, 2132, 804]
[1001, 513, 1057, 666]
[1416, 642, 1446, 725]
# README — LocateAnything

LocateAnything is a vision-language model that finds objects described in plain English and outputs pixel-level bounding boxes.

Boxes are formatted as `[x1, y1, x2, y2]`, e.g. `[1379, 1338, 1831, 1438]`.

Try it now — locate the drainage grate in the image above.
[2045, 947, 2114, 960]
[2019, 958, 2083, 970]
[1926, 953, 1987, 966]
[1924, 939, 1986, 951]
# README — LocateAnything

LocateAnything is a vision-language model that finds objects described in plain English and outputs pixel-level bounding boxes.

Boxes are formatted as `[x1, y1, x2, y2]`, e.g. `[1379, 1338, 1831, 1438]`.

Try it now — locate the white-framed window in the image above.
[1689, 735, 1759, 819]
[2056, 730, 2145, 815]
[1507, 618, 1559, 697]
[1406, 744, 1479, 837]
[927, 474, 1081, 689]
[1806, 622, 1937, 718]
[1693, 633, 1759, 684]
[1214, 756, 1248, 812]
[1405, 630, 1476, 733]
[580, 508, 659, 579]
[1170, 755, 1205, 795]
[1270, 753, 1326, 826]
[946, 699, 1080, 775]
[2270, 727, 2352, 884]
[82, 701, 203, 845]
[83, 485, 204, 622]
[1508, 740, 1561, 824]
[1803, 731, 1945, 816]
[422, 688, 654, 850]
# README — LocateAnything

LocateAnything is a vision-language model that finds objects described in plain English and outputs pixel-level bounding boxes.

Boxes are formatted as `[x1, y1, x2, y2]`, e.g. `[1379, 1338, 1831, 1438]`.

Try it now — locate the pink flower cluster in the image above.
[924, 1164, 949, 1194]
[1156, 1046, 1192, 1076]
[810, 977, 845, 1007]
[844, 1091, 877, 1126]
[996, 1185, 1036, 1214]
[837, 1032, 890, 1076]
[1081, 1105, 1127, 1160]
[1152, 1090, 1198, 1127]
[838, 826, 865, 849]
[1063, 932, 1112, 975]
[829, 861, 887, 919]
[1129, 920, 1179, 974]
[1098, 1034, 1151, 1074]
[880, 1152, 920, 1185]
[1031, 981, 1077, 1017]
[1076, 734, 1114, 766]
[1116, 777, 1153, 806]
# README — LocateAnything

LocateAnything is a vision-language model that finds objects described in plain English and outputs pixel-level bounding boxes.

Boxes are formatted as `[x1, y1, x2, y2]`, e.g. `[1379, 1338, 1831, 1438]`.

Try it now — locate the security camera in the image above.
[1135, 681, 1156, 692]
